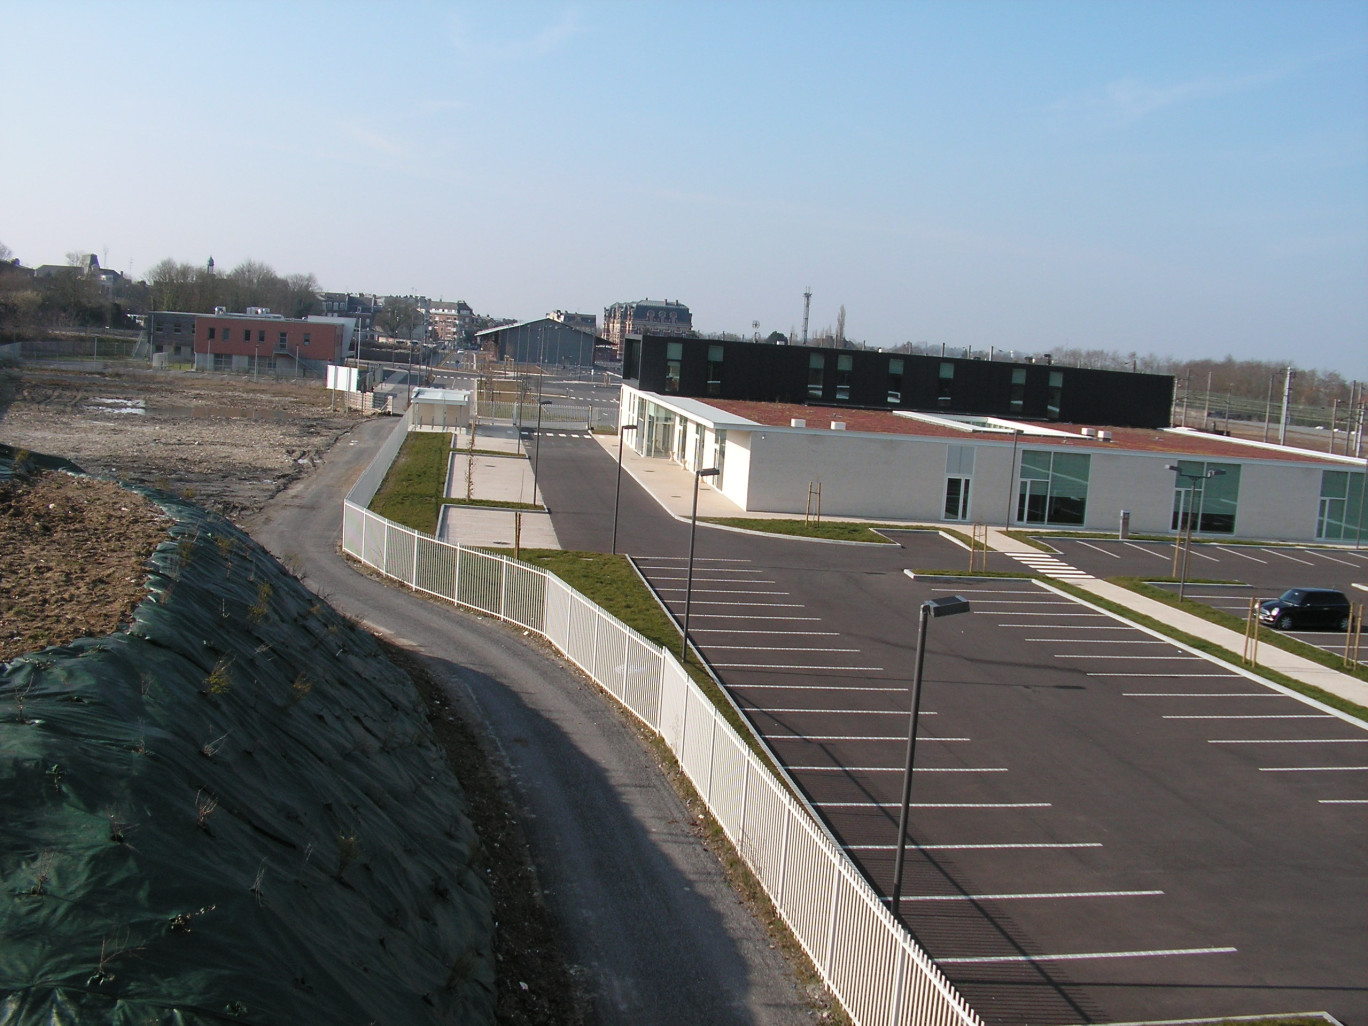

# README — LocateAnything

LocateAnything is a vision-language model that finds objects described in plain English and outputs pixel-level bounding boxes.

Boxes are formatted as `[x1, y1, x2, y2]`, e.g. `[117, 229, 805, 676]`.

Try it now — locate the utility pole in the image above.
[1279, 367, 1295, 446]
[801, 287, 811, 346]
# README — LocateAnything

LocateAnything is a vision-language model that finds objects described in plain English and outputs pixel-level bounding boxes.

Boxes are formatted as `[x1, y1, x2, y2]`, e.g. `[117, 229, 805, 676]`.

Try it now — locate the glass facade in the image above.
[1169, 461, 1241, 534]
[1318, 470, 1366, 541]
[1017, 450, 1090, 526]
[808, 353, 824, 398]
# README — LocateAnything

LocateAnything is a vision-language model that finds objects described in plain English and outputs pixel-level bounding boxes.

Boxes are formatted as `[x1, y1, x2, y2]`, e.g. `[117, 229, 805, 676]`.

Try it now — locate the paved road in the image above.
[247, 419, 817, 1026]
[530, 433, 1368, 1026]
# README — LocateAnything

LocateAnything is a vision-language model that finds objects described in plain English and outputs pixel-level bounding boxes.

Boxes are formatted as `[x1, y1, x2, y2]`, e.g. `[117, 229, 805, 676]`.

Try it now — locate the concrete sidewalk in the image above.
[436, 425, 560, 549]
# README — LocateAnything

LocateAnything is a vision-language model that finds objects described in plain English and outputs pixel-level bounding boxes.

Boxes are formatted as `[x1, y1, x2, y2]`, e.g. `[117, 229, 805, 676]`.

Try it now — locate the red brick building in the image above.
[194, 313, 344, 376]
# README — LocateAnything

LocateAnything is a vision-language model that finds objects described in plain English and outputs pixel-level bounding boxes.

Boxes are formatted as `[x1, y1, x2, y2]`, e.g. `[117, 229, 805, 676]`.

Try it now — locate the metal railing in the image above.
[341, 410, 981, 1026]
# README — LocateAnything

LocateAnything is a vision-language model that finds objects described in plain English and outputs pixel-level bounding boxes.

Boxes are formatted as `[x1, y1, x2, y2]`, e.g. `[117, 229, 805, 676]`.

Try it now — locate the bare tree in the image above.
[836, 305, 846, 345]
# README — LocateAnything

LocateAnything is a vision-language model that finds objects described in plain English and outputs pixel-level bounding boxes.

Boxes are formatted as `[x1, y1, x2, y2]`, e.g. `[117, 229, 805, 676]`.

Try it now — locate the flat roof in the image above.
[701, 399, 1354, 467]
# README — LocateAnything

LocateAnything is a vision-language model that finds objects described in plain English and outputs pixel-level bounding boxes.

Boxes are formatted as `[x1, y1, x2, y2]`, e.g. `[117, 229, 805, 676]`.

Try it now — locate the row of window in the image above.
[205, 327, 314, 347]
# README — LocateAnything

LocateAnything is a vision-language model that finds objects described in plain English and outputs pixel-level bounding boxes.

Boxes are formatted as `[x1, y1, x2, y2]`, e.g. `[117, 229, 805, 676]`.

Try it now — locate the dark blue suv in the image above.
[1258, 588, 1352, 631]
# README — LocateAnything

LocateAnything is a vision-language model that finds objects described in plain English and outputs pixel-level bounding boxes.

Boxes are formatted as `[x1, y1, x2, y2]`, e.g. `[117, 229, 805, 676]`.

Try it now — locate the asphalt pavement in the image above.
[511, 428, 1368, 1026]
[247, 418, 819, 1026]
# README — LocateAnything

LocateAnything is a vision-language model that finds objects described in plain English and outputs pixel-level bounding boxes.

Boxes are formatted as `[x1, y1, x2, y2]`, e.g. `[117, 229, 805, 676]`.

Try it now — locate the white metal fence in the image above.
[342, 411, 982, 1026]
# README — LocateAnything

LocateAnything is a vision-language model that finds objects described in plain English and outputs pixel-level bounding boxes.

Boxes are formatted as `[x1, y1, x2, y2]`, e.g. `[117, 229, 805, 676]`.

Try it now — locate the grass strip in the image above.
[1048, 579, 1368, 722]
[1116, 577, 1368, 686]
[444, 498, 544, 511]
[369, 430, 453, 533]
[504, 549, 793, 785]
[701, 516, 935, 543]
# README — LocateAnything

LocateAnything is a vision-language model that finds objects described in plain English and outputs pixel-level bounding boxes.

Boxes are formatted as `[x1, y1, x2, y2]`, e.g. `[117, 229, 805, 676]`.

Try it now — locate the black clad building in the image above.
[624, 335, 1173, 428]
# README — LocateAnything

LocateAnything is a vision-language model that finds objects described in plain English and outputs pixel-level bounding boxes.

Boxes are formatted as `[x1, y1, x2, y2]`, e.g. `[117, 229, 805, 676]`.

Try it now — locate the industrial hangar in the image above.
[620, 336, 1364, 544]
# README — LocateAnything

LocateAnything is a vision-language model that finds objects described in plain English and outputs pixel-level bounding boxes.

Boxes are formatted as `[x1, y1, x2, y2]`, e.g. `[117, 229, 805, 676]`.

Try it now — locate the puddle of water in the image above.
[88, 398, 146, 415]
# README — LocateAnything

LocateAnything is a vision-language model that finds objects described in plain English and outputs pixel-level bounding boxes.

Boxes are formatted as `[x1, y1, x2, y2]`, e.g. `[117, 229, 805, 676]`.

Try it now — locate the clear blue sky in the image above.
[3, 1, 1365, 376]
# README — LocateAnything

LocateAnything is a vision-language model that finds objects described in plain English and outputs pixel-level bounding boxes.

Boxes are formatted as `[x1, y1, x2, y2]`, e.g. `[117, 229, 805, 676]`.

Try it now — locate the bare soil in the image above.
[0, 473, 170, 662]
[1, 367, 358, 519]
[0, 366, 579, 1024]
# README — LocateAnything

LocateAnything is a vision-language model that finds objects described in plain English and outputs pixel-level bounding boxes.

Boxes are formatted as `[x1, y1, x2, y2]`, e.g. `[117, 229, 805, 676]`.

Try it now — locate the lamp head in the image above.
[924, 595, 971, 618]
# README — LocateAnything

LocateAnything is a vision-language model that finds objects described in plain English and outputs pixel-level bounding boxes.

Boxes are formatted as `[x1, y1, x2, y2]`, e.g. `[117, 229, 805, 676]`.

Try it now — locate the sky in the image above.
[2, 1, 1365, 377]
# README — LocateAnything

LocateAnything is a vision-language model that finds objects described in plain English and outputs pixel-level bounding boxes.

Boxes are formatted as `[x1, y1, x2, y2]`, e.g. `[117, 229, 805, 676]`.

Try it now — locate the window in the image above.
[207, 327, 216, 341]
[944, 446, 974, 520]
[665, 341, 683, 393]
[277, 332, 288, 351]
[836, 354, 853, 400]
[1046, 370, 1063, 420]
[887, 358, 903, 403]
[938, 362, 954, 407]
[1010, 367, 1026, 414]
[302, 332, 311, 347]
[808, 353, 825, 398]
[1170, 461, 1241, 534]
[944, 478, 970, 520]
[243, 329, 251, 343]
[706, 344, 723, 396]
[1318, 470, 1365, 541]
[258, 330, 266, 343]
[1017, 450, 1090, 526]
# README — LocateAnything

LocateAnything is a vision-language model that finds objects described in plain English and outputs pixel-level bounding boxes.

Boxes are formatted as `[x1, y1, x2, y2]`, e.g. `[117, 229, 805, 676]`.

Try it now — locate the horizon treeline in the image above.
[146, 258, 321, 320]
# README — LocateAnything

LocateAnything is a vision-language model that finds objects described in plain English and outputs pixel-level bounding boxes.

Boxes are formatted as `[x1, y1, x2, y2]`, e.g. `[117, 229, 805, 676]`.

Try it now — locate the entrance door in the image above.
[944, 478, 970, 520]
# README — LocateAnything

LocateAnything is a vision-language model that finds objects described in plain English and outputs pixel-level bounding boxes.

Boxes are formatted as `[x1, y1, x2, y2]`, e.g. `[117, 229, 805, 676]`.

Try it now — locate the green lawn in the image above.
[368, 431, 452, 533]
[701, 516, 935, 543]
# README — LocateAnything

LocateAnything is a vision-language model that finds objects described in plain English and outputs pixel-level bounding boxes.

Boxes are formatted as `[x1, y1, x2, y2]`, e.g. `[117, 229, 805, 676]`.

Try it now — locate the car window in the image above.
[1281, 589, 1304, 603]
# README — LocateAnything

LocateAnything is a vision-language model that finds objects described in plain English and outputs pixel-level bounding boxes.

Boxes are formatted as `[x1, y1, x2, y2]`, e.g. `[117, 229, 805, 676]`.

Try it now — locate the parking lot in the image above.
[635, 559, 1368, 1026]
[527, 436, 1368, 1025]
[1045, 537, 1368, 656]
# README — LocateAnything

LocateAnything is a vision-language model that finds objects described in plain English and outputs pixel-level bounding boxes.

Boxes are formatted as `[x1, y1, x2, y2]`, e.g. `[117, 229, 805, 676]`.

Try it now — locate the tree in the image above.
[281, 273, 320, 319]
[374, 297, 423, 342]
[836, 305, 846, 345]
[0, 241, 13, 264]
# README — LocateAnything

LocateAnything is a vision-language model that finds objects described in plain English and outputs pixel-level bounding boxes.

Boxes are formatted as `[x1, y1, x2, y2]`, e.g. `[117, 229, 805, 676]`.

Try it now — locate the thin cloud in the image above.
[446, 8, 582, 64]
[338, 121, 409, 159]
[1050, 67, 1289, 124]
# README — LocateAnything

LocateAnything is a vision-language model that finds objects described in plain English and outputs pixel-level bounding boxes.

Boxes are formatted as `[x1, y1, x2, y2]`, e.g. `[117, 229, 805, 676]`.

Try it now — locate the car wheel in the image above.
[1339, 615, 1351, 632]
[1275, 614, 1294, 630]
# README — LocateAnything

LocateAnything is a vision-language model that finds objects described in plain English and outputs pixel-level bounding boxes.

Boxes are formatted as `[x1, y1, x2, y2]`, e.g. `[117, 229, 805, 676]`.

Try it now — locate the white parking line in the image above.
[1090, 673, 1240, 678]
[1268, 549, 1316, 565]
[1076, 541, 1122, 558]
[689, 614, 821, 621]
[1125, 692, 1282, 697]
[1125, 543, 1170, 559]
[647, 573, 773, 580]
[760, 707, 906, 715]
[719, 663, 885, 671]
[820, 802, 1051, 809]
[733, 683, 909, 692]
[1210, 738, 1368, 745]
[1164, 714, 1332, 720]
[902, 889, 1162, 902]
[1021, 635, 1168, 640]
[1261, 766, 1368, 772]
[794, 765, 1003, 772]
[765, 734, 967, 742]
[692, 629, 839, 635]
[978, 612, 1107, 617]
[1320, 798, 1368, 802]
[1216, 546, 1267, 563]
[1314, 552, 1358, 566]
[653, 587, 789, 595]
[937, 946, 1237, 965]
[1186, 547, 1219, 562]
[705, 646, 861, 653]
[846, 842, 1101, 851]
[1055, 655, 1197, 660]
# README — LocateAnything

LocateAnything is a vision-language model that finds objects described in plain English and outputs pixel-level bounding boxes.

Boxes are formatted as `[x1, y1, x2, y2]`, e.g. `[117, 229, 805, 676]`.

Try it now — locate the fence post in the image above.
[777, 804, 791, 907]
[738, 756, 750, 860]
[499, 554, 508, 619]
[382, 518, 389, 574]
[887, 945, 908, 1026]
[824, 859, 842, 972]
[412, 530, 419, 588]
[453, 544, 462, 603]
[706, 709, 717, 803]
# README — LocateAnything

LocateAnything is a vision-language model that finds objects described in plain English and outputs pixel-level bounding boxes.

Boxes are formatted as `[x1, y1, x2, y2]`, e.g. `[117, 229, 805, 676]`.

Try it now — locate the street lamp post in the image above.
[890, 595, 971, 916]
[681, 467, 721, 661]
[1167, 464, 1225, 601]
[532, 399, 552, 507]
[612, 422, 639, 555]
